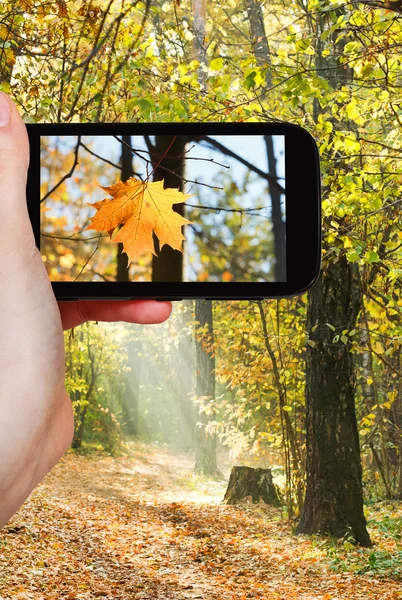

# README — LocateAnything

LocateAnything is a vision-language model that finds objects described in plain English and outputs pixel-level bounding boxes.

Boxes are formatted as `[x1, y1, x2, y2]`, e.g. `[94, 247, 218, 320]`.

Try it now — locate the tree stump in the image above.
[223, 466, 281, 506]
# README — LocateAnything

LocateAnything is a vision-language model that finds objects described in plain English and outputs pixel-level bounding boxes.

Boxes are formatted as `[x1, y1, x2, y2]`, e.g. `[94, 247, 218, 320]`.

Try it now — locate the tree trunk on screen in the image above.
[265, 136, 286, 281]
[245, 0, 286, 281]
[194, 299, 219, 476]
[116, 134, 132, 282]
[151, 135, 188, 282]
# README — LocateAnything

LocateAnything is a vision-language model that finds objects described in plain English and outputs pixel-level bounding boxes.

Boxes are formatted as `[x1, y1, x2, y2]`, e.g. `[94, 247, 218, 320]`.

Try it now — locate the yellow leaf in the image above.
[86, 177, 192, 264]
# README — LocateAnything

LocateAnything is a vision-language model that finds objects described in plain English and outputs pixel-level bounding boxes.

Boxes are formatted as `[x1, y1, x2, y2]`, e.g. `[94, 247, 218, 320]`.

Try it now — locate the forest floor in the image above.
[1, 442, 402, 600]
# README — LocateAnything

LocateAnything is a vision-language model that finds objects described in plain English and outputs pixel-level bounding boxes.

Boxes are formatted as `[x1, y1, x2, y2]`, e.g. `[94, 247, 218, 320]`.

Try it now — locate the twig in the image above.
[40, 136, 81, 203]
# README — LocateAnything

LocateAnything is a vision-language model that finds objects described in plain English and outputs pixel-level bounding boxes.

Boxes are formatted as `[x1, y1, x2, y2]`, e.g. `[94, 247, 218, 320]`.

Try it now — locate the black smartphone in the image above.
[26, 122, 321, 301]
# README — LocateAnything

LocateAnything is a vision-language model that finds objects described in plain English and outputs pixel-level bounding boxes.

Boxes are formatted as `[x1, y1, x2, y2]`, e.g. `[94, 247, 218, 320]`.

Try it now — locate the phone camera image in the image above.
[27, 123, 321, 299]
[39, 134, 286, 284]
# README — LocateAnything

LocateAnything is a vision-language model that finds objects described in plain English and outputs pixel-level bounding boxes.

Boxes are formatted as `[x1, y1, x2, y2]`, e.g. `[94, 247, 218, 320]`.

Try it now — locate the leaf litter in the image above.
[0, 442, 401, 600]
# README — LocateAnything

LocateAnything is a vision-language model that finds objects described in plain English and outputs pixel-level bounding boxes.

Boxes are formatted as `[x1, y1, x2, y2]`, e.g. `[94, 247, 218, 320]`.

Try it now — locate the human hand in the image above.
[0, 93, 172, 527]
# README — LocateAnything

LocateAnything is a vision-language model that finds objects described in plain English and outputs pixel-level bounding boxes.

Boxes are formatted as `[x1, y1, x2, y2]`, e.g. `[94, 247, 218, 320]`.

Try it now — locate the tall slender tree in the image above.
[194, 299, 220, 476]
[191, 0, 219, 476]
[245, 0, 286, 281]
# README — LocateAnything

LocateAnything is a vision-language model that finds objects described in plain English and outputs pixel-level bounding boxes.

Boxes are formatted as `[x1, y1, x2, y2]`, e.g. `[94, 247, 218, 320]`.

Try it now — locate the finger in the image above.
[58, 300, 172, 330]
[0, 93, 33, 257]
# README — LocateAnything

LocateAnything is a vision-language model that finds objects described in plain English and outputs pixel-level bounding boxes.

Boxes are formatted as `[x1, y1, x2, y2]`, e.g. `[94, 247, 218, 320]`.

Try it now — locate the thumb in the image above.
[0, 92, 34, 258]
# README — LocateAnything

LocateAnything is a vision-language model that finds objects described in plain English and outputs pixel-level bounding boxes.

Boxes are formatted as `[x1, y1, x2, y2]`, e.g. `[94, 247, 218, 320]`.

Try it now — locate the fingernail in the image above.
[0, 92, 11, 127]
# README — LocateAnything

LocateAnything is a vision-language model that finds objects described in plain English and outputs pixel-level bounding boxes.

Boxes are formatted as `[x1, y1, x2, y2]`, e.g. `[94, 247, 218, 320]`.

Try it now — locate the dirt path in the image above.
[0, 443, 401, 600]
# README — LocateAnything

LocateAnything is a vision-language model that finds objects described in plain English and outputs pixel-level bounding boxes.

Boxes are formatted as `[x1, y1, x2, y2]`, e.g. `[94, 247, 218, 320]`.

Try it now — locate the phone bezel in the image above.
[26, 122, 321, 300]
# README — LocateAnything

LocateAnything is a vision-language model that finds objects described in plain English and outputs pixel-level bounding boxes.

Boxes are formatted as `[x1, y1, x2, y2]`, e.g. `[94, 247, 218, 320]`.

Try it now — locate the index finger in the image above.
[58, 299, 172, 330]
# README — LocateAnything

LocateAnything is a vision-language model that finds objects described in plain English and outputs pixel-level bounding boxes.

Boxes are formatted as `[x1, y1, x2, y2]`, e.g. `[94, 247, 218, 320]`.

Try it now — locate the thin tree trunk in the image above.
[244, 0, 272, 79]
[72, 403, 89, 449]
[176, 304, 197, 451]
[122, 340, 141, 437]
[116, 134, 132, 282]
[194, 299, 219, 476]
[244, 1, 286, 281]
[192, 0, 207, 87]
[265, 136, 286, 281]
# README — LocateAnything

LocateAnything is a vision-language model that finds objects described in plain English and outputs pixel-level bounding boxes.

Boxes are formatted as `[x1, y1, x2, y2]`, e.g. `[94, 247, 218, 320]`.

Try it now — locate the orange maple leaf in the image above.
[85, 177, 192, 264]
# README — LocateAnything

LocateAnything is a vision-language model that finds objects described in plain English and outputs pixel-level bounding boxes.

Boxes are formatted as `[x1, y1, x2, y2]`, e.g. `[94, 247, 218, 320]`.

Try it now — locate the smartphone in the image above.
[26, 122, 321, 301]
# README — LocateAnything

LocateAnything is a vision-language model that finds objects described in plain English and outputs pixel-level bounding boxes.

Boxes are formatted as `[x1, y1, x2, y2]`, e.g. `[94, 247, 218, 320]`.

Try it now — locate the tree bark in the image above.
[121, 340, 141, 437]
[296, 258, 372, 546]
[244, 0, 271, 77]
[151, 135, 188, 282]
[192, 0, 207, 87]
[194, 299, 219, 476]
[176, 304, 197, 451]
[244, 1, 286, 281]
[72, 403, 88, 449]
[116, 134, 131, 282]
[223, 466, 281, 506]
[265, 136, 286, 281]
[0, 11, 16, 86]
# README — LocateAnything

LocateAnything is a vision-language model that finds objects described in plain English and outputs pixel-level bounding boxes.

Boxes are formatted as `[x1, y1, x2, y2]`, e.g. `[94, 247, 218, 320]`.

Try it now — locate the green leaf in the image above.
[210, 58, 224, 71]
[365, 250, 380, 264]
[243, 71, 257, 90]
[137, 98, 153, 115]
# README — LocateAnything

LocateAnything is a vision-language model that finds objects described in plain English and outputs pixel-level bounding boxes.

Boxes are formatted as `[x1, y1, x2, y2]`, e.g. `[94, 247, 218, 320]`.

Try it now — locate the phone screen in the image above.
[39, 134, 287, 284]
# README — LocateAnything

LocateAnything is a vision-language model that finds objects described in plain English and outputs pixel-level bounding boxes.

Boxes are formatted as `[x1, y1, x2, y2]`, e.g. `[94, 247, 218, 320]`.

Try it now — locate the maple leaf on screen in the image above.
[85, 177, 192, 264]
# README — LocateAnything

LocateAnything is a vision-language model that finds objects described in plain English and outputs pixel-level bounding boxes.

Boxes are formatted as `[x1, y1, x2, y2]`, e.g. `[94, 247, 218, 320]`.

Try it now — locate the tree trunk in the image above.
[116, 134, 131, 282]
[192, 0, 207, 88]
[244, 0, 286, 282]
[121, 340, 141, 437]
[176, 304, 197, 451]
[194, 299, 219, 476]
[296, 258, 372, 547]
[386, 350, 402, 498]
[244, 0, 271, 77]
[72, 403, 88, 449]
[295, 10, 371, 547]
[223, 466, 281, 506]
[151, 135, 188, 282]
[265, 136, 286, 281]
[0, 18, 16, 87]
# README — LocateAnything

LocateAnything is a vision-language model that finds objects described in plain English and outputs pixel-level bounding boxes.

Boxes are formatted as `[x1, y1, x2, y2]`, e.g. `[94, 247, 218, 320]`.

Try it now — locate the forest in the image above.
[1, 0, 402, 598]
